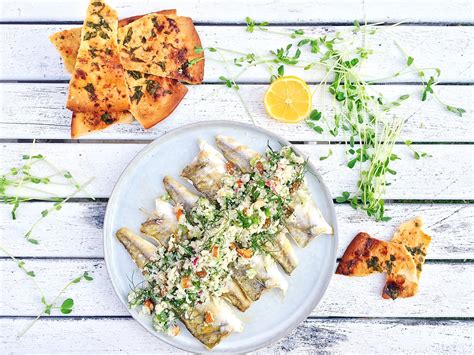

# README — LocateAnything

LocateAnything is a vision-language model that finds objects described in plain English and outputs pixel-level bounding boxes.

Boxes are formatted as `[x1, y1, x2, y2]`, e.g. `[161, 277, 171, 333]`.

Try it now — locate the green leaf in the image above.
[404, 140, 412, 146]
[353, 20, 360, 29]
[297, 39, 310, 47]
[26, 271, 36, 277]
[61, 298, 74, 310]
[64, 171, 73, 179]
[245, 17, 255, 33]
[335, 191, 350, 203]
[208, 47, 217, 52]
[446, 105, 466, 117]
[347, 158, 357, 169]
[194, 46, 203, 54]
[41, 210, 49, 217]
[319, 149, 333, 161]
[83, 271, 94, 281]
[406, 56, 414, 66]
[28, 238, 39, 245]
[335, 92, 345, 101]
[309, 109, 322, 121]
[72, 277, 82, 284]
[44, 304, 52, 315]
[277, 65, 284, 77]
[414, 151, 420, 160]
[61, 308, 73, 315]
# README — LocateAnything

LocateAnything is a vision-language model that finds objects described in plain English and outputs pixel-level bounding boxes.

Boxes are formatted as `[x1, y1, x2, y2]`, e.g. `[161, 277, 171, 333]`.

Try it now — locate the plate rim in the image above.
[103, 120, 339, 352]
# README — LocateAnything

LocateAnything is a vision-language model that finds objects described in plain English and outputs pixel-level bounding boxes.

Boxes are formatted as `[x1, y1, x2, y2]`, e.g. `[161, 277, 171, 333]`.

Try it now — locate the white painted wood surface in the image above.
[1, 83, 472, 142]
[1, 143, 473, 199]
[2, 202, 472, 259]
[1, 25, 473, 82]
[0, 0, 473, 353]
[1, 318, 471, 353]
[1, 259, 472, 317]
[1, 0, 473, 23]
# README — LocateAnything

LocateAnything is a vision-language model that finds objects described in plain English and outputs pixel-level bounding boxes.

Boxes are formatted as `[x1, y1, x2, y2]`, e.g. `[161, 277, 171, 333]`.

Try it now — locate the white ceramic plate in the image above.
[103, 121, 338, 353]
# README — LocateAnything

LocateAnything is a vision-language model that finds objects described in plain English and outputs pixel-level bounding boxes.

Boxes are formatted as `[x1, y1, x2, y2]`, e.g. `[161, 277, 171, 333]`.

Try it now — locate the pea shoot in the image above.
[197, 17, 465, 221]
[1, 142, 95, 243]
[0, 244, 93, 337]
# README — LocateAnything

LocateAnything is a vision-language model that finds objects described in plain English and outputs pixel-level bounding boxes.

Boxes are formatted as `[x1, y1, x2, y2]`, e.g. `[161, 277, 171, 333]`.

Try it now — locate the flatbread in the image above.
[49, 10, 177, 74]
[66, 0, 130, 113]
[389, 217, 431, 278]
[125, 70, 188, 129]
[118, 14, 204, 84]
[71, 111, 134, 138]
[336, 232, 419, 299]
[51, 8, 186, 133]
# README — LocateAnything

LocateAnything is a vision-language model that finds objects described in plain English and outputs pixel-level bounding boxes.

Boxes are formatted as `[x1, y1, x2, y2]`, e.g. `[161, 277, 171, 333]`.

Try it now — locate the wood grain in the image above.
[1, 25, 472, 82]
[1, 202, 472, 259]
[1, 0, 472, 23]
[1, 143, 472, 199]
[0, 259, 472, 318]
[0, 317, 471, 353]
[0, 83, 472, 142]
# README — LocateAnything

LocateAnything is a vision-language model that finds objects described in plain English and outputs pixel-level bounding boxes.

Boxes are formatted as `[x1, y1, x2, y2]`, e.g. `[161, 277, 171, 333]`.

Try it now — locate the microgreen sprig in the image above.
[1, 146, 95, 244]
[202, 18, 465, 221]
[0, 244, 93, 337]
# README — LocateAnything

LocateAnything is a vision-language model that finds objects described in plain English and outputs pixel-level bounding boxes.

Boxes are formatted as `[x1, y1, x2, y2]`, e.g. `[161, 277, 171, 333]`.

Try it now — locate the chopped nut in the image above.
[181, 276, 190, 289]
[256, 161, 264, 174]
[204, 310, 214, 324]
[144, 299, 154, 312]
[196, 270, 207, 278]
[212, 245, 219, 258]
[237, 248, 253, 258]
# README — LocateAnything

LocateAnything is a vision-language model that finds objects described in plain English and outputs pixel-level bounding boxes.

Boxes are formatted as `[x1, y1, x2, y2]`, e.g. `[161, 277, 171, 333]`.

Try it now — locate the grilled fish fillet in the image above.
[215, 135, 299, 273]
[115, 227, 243, 348]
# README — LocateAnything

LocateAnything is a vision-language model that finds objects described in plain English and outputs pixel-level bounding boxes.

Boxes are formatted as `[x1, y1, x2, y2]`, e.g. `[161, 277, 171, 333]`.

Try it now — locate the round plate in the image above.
[103, 121, 338, 353]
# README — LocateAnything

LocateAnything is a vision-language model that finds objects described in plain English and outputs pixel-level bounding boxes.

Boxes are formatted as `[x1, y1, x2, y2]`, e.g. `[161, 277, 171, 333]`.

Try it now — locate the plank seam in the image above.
[1, 22, 473, 26]
[1, 257, 472, 263]
[0, 315, 472, 320]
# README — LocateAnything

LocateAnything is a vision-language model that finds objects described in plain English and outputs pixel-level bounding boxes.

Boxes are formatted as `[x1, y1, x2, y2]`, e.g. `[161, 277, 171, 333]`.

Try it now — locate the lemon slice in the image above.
[264, 76, 312, 123]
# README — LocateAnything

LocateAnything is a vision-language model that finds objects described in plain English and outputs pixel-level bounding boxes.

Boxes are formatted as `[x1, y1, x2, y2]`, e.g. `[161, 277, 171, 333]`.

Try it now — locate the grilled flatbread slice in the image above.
[390, 217, 431, 278]
[66, 0, 130, 113]
[118, 14, 204, 84]
[49, 10, 177, 74]
[71, 111, 133, 138]
[125, 70, 188, 129]
[71, 73, 187, 137]
[336, 232, 418, 299]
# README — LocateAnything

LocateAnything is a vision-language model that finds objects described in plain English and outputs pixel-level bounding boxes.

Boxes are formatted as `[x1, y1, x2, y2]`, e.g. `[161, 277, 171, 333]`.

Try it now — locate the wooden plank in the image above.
[1, 202, 472, 259]
[1, 143, 472, 199]
[0, 25, 473, 82]
[0, 259, 472, 318]
[0, 83, 471, 142]
[1, 0, 472, 23]
[0, 317, 471, 353]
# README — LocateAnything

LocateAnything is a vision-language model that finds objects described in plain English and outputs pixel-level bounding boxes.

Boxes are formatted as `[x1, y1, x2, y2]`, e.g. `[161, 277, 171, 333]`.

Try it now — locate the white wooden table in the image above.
[1, 0, 473, 353]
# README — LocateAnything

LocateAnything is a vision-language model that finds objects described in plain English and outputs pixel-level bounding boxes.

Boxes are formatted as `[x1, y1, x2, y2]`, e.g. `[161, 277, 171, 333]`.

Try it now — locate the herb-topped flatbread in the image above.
[336, 232, 419, 299]
[71, 111, 133, 138]
[125, 71, 188, 129]
[389, 217, 431, 278]
[67, 0, 130, 113]
[118, 14, 204, 84]
[49, 10, 177, 74]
